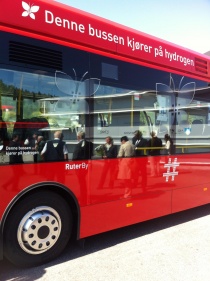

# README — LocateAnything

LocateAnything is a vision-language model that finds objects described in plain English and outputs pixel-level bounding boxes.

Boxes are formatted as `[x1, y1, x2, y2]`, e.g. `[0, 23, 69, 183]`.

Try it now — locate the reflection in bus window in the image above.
[92, 73, 210, 156]
[0, 62, 210, 165]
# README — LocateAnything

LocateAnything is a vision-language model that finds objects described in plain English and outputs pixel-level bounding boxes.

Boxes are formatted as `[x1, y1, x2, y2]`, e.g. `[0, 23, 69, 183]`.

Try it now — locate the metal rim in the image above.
[17, 206, 62, 255]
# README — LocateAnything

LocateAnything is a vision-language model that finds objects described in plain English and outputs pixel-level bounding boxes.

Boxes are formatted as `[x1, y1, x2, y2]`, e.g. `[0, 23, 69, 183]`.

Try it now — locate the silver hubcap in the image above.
[17, 206, 61, 255]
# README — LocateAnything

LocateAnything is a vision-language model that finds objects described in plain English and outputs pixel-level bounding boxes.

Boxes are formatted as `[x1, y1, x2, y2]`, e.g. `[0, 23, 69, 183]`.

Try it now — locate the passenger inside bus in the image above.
[8, 133, 24, 164]
[132, 130, 148, 156]
[72, 131, 93, 160]
[41, 130, 68, 161]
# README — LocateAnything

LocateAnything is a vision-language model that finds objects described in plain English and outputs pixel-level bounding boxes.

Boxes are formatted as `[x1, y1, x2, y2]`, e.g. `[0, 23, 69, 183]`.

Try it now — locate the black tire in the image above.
[3, 190, 73, 267]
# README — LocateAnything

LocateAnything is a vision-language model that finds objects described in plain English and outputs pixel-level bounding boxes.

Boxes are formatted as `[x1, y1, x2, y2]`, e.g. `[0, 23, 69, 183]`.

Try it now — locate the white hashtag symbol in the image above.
[163, 158, 180, 182]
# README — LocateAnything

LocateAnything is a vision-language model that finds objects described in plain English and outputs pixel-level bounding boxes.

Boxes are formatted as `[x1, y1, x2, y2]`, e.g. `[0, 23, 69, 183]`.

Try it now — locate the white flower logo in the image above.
[22, 1, 39, 20]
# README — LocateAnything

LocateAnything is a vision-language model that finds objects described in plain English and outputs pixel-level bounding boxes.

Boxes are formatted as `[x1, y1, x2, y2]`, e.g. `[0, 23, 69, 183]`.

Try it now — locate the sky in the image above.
[55, 0, 210, 55]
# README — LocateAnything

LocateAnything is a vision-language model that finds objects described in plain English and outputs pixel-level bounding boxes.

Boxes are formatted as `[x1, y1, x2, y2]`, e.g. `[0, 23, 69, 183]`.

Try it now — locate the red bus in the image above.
[0, 0, 210, 267]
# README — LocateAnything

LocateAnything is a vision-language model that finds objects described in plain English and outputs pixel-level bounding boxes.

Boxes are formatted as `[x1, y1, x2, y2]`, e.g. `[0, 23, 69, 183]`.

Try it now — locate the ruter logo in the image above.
[163, 158, 180, 182]
[22, 1, 40, 20]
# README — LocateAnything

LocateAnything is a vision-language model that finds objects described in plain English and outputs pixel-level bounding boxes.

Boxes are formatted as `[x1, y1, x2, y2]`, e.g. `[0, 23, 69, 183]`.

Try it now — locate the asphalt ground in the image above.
[0, 204, 210, 281]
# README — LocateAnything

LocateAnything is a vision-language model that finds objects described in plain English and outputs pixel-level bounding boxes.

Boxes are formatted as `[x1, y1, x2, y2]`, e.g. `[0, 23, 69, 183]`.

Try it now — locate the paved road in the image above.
[1, 204, 210, 281]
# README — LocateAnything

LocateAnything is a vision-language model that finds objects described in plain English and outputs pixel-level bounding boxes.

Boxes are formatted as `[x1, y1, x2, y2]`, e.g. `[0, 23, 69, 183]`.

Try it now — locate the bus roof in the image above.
[0, 0, 209, 80]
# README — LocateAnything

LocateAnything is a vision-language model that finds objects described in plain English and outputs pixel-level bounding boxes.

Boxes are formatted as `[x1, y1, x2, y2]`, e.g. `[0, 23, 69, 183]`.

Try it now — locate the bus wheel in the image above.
[3, 191, 72, 267]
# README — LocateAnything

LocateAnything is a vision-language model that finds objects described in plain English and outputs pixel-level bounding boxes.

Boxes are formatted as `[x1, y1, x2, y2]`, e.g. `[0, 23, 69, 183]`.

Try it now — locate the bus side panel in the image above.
[79, 191, 172, 238]
[0, 222, 2, 261]
[171, 154, 210, 213]
[0, 162, 86, 220]
[172, 185, 210, 213]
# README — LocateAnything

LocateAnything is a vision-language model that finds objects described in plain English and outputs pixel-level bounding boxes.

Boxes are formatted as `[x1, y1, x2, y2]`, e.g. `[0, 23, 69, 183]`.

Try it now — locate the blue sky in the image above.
[55, 0, 210, 54]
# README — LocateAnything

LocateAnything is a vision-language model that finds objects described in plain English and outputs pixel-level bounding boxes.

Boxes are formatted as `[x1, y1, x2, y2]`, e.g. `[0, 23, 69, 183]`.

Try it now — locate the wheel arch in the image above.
[2, 182, 81, 241]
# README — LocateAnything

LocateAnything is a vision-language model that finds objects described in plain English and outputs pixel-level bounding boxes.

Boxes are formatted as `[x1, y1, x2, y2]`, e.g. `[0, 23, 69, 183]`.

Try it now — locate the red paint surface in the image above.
[1, 154, 210, 238]
[0, 0, 209, 80]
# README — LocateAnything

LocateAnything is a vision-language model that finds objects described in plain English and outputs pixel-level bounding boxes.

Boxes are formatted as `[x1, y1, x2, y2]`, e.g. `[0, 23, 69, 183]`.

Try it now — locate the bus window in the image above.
[0, 65, 102, 164]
